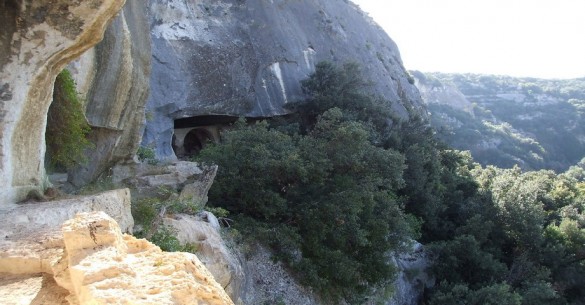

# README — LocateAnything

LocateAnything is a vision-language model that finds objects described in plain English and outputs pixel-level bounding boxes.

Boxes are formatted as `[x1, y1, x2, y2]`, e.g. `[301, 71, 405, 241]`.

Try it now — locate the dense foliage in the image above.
[198, 62, 585, 303]
[425, 161, 585, 304]
[199, 62, 425, 301]
[45, 69, 92, 171]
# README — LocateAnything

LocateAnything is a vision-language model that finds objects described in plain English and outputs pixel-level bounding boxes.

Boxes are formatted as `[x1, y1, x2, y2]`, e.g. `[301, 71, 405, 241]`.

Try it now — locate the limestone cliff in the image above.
[68, 0, 151, 186]
[45, 0, 425, 182]
[142, 0, 424, 159]
[0, 0, 424, 201]
[411, 70, 474, 114]
[0, 0, 126, 204]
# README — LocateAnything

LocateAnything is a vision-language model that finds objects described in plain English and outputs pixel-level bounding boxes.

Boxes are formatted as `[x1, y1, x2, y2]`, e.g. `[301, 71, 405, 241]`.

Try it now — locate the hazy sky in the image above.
[352, 0, 585, 79]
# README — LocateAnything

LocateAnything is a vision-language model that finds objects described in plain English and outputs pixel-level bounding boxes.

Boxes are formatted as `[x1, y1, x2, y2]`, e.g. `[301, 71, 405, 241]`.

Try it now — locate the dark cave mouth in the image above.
[172, 115, 239, 159]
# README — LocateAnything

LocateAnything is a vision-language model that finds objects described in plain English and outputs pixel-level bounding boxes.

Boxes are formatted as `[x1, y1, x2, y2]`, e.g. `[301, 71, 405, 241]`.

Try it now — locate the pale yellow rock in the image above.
[0, 195, 234, 304]
[0, 189, 132, 275]
[0, 273, 69, 305]
[60, 212, 234, 305]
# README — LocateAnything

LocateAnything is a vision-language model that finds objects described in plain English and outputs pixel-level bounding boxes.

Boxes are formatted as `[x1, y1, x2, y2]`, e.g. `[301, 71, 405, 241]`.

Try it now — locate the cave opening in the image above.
[172, 115, 239, 159]
[183, 128, 213, 155]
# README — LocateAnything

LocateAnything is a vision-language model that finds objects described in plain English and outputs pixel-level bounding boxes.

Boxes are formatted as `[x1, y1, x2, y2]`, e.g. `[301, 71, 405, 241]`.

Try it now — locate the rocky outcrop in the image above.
[386, 242, 433, 305]
[241, 245, 321, 305]
[112, 161, 218, 201]
[0, 188, 134, 234]
[59, 212, 233, 304]
[143, 0, 424, 160]
[68, 0, 152, 187]
[0, 189, 133, 277]
[163, 213, 244, 304]
[411, 70, 474, 114]
[0, 0, 126, 204]
[0, 0, 425, 200]
[0, 209, 234, 304]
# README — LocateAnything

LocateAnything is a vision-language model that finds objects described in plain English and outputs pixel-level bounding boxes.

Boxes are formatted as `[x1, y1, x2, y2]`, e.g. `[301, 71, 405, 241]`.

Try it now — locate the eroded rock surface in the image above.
[0, 189, 133, 276]
[58, 212, 234, 305]
[163, 213, 244, 304]
[68, 0, 152, 186]
[386, 242, 433, 305]
[241, 245, 320, 305]
[0, 273, 69, 305]
[0, 209, 234, 305]
[0, 0, 126, 204]
[112, 161, 218, 201]
[143, 0, 424, 159]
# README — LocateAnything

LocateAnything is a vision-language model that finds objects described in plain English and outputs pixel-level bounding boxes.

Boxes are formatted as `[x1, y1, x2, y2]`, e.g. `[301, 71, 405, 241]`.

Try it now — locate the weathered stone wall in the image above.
[0, 0, 126, 204]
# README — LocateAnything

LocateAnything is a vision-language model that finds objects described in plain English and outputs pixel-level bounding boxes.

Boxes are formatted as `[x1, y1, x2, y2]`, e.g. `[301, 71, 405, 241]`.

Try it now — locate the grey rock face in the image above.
[241, 245, 320, 305]
[68, 0, 152, 186]
[387, 242, 433, 305]
[163, 213, 245, 304]
[412, 70, 474, 114]
[143, 0, 424, 159]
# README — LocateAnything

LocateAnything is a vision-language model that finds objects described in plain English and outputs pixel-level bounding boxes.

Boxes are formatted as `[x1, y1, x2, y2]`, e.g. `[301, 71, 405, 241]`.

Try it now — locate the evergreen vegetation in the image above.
[198, 62, 416, 301]
[425, 162, 585, 304]
[197, 62, 585, 304]
[45, 69, 92, 171]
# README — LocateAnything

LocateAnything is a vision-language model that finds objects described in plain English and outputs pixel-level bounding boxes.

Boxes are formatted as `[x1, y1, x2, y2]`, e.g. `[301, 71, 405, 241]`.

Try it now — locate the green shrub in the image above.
[132, 191, 207, 253]
[150, 226, 183, 252]
[137, 146, 158, 165]
[199, 117, 411, 300]
[132, 197, 159, 234]
[45, 69, 92, 171]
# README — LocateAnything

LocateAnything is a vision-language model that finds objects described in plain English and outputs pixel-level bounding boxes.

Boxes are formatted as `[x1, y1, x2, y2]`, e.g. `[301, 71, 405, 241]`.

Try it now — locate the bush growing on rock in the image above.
[131, 188, 221, 253]
[198, 110, 414, 301]
[45, 69, 92, 171]
[198, 62, 423, 302]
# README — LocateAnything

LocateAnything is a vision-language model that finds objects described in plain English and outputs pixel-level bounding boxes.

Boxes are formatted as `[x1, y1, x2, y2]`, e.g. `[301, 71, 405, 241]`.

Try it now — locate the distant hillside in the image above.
[412, 71, 585, 171]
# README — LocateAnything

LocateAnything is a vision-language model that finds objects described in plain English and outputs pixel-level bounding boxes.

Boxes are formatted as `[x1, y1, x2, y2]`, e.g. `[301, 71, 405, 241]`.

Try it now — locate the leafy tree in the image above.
[429, 234, 507, 286]
[198, 119, 300, 221]
[198, 109, 412, 301]
[293, 61, 394, 136]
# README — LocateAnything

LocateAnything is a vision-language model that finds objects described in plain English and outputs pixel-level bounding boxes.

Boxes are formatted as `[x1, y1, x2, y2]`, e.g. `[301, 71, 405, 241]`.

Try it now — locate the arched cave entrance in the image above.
[184, 128, 213, 155]
[172, 115, 239, 159]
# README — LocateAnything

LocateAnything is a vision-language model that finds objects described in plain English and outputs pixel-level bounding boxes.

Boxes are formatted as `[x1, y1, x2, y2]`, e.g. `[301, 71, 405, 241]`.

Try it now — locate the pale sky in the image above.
[352, 0, 585, 79]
